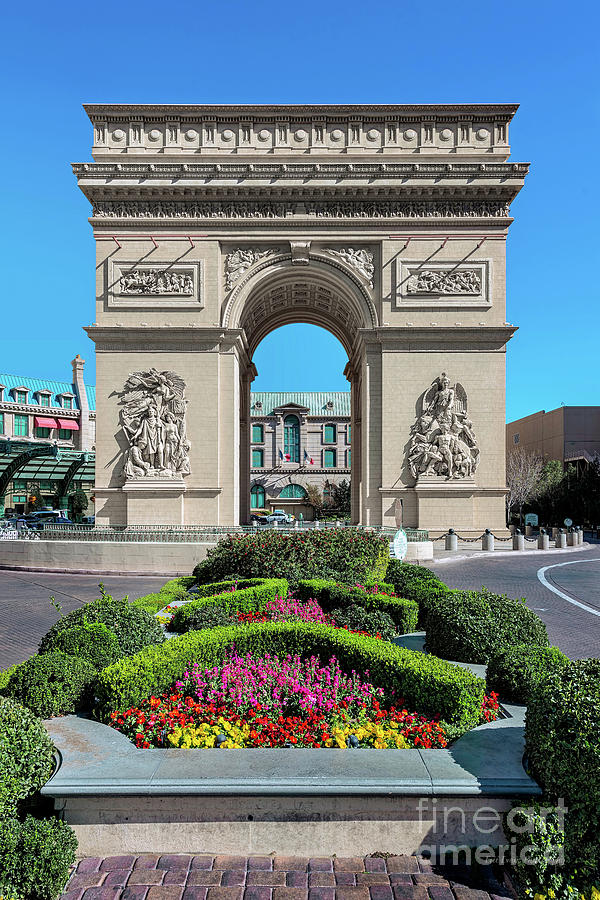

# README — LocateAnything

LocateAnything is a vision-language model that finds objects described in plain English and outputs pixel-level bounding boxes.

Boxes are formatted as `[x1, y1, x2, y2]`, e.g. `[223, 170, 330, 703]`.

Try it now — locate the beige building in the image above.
[75, 102, 528, 534]
[506, 407, 600, 469]
[249, 392, 350, 520]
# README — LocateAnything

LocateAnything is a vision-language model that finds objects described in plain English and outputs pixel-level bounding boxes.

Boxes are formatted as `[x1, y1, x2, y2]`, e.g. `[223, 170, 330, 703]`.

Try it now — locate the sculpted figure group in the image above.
[407, 373, 480, 480]
[120, 369, 191, 479]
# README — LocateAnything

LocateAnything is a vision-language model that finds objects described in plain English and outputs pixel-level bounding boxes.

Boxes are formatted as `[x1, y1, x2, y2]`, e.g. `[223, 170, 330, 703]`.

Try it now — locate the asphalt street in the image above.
[0, 548, 598, 669]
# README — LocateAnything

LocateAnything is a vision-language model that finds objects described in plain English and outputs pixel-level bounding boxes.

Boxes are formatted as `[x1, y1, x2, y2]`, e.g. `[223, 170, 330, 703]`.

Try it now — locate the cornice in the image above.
[84, 103, 519, 121]
[359, 325, 517, 350]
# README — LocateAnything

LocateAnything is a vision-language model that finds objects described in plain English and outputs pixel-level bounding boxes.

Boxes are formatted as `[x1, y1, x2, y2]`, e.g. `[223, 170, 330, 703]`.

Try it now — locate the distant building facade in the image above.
[249, 392, 351, 519]
[506, 407, 600, 471]
[0, 356, 95, 513]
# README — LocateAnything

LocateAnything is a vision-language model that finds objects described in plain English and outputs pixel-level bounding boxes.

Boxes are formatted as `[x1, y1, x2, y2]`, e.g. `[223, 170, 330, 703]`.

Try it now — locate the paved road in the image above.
[0, 571, 167, 669]
[429, 545, 600, 660]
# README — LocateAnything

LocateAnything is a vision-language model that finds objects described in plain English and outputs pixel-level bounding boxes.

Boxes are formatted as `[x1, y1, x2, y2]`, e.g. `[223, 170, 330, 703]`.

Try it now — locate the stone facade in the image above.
[76, 103, 528, 533]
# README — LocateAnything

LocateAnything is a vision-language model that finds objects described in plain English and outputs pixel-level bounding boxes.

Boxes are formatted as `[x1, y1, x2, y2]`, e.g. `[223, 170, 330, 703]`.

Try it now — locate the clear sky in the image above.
[1, 0, 597, 421]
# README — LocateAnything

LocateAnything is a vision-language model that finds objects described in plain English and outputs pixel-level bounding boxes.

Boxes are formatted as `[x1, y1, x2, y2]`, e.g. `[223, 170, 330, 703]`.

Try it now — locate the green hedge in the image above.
[41, 622, 121, 671]
[0, 815, 77, 900]
[424, 588, 549, 664]
[487, 644, 569, 704]
[39, 596, 164, 658]
[131, 576, 195, 614]
[2, 652, 97, 719]
[385, 561, 450, 624]
[96, 620, 485, 730]
[0, 698, 55, 821]
[170, 578, 288, 633]
[526, 658, 600, 892]
[193, 529, 390, 586]
[296, 579, 418, 634]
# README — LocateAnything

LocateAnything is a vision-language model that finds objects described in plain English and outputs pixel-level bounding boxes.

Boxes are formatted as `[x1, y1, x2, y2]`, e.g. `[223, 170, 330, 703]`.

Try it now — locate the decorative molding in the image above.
[107, 261, 203, 310]
[92, 199, 511, 220]
[224, 248, 278, 291]
[290, 241, 311, 265]
[325, 248, 374, 288]
[119, 268, 194, 295]
[406, 269, 481, 295]
[407, 373, 480, 481]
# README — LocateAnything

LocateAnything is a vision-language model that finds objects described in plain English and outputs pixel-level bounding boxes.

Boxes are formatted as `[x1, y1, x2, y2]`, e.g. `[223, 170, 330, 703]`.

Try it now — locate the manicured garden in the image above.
[0, 528, 598, 899]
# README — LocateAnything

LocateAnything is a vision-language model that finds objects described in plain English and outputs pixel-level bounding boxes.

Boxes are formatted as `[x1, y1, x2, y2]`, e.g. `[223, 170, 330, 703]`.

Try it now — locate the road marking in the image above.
[537, 558, 600, 616]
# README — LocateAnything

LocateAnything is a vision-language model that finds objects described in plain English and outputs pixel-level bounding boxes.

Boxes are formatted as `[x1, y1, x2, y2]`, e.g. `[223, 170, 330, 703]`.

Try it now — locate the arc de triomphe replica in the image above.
[74, 103, 528, 533]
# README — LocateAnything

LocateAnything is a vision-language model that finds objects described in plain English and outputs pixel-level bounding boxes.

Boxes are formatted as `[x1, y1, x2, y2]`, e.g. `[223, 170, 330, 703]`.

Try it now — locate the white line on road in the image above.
[537, 558, 600, 617]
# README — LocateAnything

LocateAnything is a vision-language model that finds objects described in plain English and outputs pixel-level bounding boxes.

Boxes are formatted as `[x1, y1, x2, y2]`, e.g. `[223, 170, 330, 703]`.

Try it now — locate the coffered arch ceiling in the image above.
[224, 258, 378, 359]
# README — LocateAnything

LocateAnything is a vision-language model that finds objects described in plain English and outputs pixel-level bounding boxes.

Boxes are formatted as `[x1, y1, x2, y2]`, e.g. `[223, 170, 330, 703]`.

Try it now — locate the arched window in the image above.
[250, 484, 265, 509]
[283, 414, 300, 462]
[279, 484, 307, 499]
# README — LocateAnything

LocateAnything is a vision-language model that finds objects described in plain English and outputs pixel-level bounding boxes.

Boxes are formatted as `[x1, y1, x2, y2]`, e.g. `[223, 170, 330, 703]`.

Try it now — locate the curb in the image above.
[432, 543, 591, 565]
[0, 564, 185, 577]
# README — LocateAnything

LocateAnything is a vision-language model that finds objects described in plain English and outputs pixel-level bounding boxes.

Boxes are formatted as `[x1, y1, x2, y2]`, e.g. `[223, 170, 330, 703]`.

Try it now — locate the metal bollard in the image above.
[578, 527, 584, 545]
[445, 528, 458, 551]
[525, 524, 533, 537]
[513, 529, 525, 551]
[538, 528, 550, 550]
[567, 529, 577, 547]
[482, 529, 494, 551]
[294, 519, 299, 529]
[557, 529, 567, 548]
[273, 520, 278, 528]
[314, 519, 320, 529]
[552, 527, 559, 540]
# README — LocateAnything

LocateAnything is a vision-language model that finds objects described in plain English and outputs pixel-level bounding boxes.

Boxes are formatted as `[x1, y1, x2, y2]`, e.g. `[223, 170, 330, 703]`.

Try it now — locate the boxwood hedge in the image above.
[96, 620, 485, 730]
[0, 697, 55, 820]
[487, 644, 569, 704]
[0, 815, 77, 900]
[385, 562, 450, 624]
[424, 588, 549, 664]
[526, 658, 600, 892]
[170, 578, 288, 633]
[41, 622, 121, 671]
[2, 652, 97, 720]
[131, 576, 195, 615]
[296, 579, 418, 634]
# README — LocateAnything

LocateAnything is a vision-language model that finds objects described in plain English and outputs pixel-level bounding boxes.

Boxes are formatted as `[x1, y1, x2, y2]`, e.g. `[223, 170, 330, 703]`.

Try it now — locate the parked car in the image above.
[81, 515, 95, 525]
[265, 511, 294, 525]
[26, 511, 73, 530]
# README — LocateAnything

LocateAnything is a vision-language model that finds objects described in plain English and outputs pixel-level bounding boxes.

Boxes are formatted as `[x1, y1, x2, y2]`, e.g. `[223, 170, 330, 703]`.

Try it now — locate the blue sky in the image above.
[1, 0, 597, 421]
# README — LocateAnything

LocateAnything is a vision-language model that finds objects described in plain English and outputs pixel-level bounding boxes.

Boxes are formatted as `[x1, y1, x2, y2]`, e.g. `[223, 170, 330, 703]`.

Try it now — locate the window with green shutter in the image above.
[13, 480, 27, 492]
[0, 412, 4, 434]
[250, 485, 265, 509]
[36, 427, 51, 438]
[14, 414, 28, 436]
[62, 397, 73, 409]
[283, 415, 300, 462]
[347, 450, 351, 467]
[252, 448, 264, 467]
[39, 394, 50, 407]
[12, 495, 26, 505]
[324, 449, 336, 468]
[279, 484, 307, 499]
[252, 423, 264, 443]
[347, 424, 351, 443]
[58, 429, 72, 441]
[15, 390, 27, 404]
[324, 423, 336, 443]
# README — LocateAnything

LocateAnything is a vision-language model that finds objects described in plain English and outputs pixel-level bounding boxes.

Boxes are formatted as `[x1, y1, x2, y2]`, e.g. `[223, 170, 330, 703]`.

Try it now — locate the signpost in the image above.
[392, 528, 408, 560]
[564, 517, 573, 528]
[524, 513, 538, 527]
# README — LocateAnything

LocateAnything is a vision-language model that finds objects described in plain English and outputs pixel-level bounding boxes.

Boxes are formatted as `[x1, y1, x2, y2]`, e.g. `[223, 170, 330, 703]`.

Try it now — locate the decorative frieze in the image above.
[120, 268, 194, 295]
[325, 248, 374, 287]
[407, 373, 480, 481]
[225, 249, 278, 292]
[92, 199, 511, 219]
[406, 269, 481, 295]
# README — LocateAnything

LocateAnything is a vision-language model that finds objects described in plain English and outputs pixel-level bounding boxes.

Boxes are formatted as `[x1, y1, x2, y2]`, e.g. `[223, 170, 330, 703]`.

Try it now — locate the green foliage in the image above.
[0, 815, 77, 900]
[487, 644, 569, 704]
[2, 652, 97, 719]
[0, 666, 19, 693]
[68, 488, 88, 519]
[96, 620, 485, 730]
[130, 576, 196, 614]
[41, 622, 121, 671]
[0, 697, 55, 820]
[526, 658, 600, 891]
[534, 456, 600, 527]
[170, 578, 289, 633]
[424, 588, 549, 664]
[331, 479, 351, 517]
[385, 561, 450, 625]
[507, 802, 567, 897]
[185, 603, 235, 631]
[39, 595, 164, 658]
[192, 529, 390, 586]
[296, 579, 418, 634]
[331, 604, 396, 641]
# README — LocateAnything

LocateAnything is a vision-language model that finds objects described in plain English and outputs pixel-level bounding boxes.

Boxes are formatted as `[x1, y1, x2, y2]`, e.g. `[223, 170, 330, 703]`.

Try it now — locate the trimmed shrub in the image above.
[506, 802, 567, 897]
[96, 620, 485, 730]
[0, 815, 77, 900]
[0, 665, 19, 693]
[186, 603, 235, 631]
[170, 578, 288, 633]
[526, 658, 600, 891]
[331, 604, 396, 641]
[131, 577, 196, 614]
[385, 561, 450, 623]
[41, 622, 121, 671]
[39, 596, 164, 658]
[296, 579, 418, 634]
[424, 588, 549, 664]
[487, 644, 569, 704]
[0, 697, 55, 820]
[192, 529, 390, 586]
[2, 652, 97, 719]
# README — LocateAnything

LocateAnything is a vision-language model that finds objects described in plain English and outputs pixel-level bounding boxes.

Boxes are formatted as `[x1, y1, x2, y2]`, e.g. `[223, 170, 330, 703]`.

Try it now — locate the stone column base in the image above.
[123, 478, 186, 526]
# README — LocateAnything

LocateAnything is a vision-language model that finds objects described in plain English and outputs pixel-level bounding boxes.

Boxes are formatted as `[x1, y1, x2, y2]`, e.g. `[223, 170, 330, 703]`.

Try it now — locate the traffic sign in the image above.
[392, 529, 408, 560]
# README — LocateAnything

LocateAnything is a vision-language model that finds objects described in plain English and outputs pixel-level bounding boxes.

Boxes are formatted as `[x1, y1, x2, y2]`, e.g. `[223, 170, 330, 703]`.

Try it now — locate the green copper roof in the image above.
[0, 373, 96, 411]
[250, 392, 350, 417]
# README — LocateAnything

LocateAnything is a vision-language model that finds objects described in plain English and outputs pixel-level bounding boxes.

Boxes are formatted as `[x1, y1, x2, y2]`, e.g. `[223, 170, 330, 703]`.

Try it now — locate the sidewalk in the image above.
[431, 541, 592, 563]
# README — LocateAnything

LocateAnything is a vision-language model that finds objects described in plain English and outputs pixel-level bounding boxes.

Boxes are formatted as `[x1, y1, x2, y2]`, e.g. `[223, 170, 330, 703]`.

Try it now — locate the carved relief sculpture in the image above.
[120, 369, 190, 480]
[407, 373, 480, 480]
[225, 248, 278, 291]
[326, 248, 375, 288]
[406, 269, 481, 295]
[120, 269, 194, 295]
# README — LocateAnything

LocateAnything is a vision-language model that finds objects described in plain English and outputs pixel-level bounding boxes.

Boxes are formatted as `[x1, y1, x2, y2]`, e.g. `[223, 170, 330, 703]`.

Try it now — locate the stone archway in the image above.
[223, 253, 378, 524]
[78, 102, 527, 534]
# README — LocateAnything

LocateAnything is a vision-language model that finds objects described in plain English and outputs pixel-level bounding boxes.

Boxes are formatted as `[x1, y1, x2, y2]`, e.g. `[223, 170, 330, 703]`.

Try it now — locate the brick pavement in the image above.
[61, 855, 514, 900]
